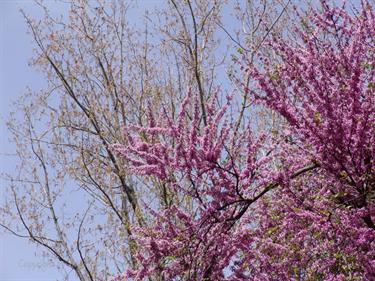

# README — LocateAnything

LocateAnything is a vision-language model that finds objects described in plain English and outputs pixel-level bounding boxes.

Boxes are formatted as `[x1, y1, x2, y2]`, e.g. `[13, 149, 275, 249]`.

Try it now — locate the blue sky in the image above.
[0, 1, 72, 280]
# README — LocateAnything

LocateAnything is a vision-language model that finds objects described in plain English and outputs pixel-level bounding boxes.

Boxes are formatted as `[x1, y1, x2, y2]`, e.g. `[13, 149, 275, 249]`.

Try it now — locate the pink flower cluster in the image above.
[112, 1, 374, 280]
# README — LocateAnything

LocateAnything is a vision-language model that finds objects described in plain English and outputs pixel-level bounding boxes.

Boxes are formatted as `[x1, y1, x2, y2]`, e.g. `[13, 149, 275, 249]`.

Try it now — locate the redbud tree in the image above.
[2, 1, 293, 279]
[113, 1, 374, 280]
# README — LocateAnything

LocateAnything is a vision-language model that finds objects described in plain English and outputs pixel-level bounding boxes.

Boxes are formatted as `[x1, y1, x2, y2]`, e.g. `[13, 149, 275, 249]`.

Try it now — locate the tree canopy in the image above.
[1, 0, 374, 280]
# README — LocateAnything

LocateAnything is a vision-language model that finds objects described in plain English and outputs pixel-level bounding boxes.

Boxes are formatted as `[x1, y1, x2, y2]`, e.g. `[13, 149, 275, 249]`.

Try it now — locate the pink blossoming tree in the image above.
[112, 1, 375, 280]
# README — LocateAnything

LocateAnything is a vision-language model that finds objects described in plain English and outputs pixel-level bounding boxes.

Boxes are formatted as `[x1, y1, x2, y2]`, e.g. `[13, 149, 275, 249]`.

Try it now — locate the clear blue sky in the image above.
[0, 1, 66, 280]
